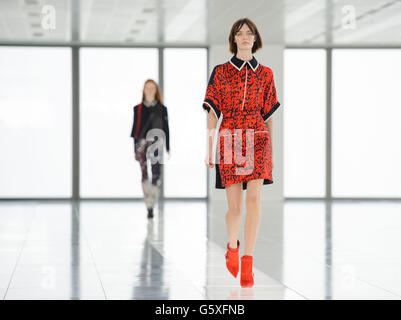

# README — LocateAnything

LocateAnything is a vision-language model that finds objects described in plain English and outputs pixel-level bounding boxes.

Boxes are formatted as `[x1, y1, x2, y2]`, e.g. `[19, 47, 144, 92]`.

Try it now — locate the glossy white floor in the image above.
[0, 199, 400, 300]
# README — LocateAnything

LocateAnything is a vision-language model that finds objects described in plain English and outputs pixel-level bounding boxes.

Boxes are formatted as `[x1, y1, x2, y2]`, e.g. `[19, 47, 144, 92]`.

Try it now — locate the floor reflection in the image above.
[0, 199, 400, 300]
[131, 221, 169, 299]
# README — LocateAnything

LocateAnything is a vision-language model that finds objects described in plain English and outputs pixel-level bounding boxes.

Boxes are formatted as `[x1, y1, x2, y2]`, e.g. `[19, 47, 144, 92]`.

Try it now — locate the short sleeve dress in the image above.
[202, 54, 281, 190]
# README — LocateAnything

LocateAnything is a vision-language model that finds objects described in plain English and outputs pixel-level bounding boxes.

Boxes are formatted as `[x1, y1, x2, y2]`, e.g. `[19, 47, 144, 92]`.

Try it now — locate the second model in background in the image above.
[131, 79, 170, 219]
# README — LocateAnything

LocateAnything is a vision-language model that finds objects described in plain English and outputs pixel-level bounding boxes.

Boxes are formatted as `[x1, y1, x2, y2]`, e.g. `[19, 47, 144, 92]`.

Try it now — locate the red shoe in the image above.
[225, 240, 240, 278]
[240, 255, 254, 287]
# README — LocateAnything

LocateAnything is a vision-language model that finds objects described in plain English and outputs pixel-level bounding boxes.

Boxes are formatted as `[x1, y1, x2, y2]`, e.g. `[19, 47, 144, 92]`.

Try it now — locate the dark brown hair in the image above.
[229, 18, 262, 54]
[142, 79, 163, 104]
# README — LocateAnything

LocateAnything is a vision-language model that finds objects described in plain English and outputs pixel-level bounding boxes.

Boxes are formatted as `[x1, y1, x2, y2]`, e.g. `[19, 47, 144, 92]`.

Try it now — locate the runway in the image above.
[0, 200, 400, 300]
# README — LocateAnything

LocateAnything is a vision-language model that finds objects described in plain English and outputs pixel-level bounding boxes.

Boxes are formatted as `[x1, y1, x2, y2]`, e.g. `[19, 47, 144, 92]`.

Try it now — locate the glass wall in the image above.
[332, 49, 401, 198]
[0, 47, 72, 197]
[0, 46, 207, 199]
[80, 48, 158, 197]
[285, 48, 401, 199]
[284, 49, 326, 197]
[163, 48, 207, 198]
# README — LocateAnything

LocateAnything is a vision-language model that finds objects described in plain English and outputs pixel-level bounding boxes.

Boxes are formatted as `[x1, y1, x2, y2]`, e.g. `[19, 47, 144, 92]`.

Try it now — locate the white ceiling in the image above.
[285, 0, 401, 45]
[0, 0, 400, 45]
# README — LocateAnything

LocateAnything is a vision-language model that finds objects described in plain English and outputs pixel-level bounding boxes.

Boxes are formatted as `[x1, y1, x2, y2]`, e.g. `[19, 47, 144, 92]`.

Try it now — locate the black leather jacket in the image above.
[130, 100, 170, 151]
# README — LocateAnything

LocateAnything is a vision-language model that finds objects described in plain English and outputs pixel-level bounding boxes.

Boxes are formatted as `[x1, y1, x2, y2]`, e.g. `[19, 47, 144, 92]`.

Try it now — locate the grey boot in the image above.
[141, 179, 152, 210]
[147, 208, 154, 219]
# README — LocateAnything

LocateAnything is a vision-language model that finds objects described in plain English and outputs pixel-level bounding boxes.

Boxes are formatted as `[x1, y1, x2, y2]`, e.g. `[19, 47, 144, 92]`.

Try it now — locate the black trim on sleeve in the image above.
[203, 99, 221, 119]
[262, 101, 281, 122]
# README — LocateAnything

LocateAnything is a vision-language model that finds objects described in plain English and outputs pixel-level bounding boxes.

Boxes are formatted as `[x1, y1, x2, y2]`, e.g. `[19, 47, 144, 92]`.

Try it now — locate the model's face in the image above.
[144, 82, 157, 100]
[234, 23, 255, 52]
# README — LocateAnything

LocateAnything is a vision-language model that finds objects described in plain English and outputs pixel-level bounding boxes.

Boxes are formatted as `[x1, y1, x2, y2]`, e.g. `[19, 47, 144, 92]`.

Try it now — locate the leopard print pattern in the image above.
[216, 113, 272, 188]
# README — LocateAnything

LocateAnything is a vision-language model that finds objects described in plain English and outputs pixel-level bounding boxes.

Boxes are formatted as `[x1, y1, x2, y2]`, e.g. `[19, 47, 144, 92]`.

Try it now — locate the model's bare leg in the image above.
[244, 179, 263, 255]
[225, 182, 243, 249]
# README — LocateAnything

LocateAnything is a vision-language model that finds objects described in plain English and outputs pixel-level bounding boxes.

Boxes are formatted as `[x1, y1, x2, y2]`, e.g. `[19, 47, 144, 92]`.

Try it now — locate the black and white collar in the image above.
[143, 99, 158, 107]
[230, 54, 259, 71]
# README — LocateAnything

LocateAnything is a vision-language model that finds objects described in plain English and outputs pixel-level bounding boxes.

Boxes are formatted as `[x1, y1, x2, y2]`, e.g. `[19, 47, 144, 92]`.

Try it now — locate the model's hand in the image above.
[205, 154, 214, 168]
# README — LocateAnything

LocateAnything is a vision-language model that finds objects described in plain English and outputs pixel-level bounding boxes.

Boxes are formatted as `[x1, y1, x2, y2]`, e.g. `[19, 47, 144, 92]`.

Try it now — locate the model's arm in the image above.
[163, 107, 170, 152]
[205, 110, 218, 168]
[266, 117, 273, 163]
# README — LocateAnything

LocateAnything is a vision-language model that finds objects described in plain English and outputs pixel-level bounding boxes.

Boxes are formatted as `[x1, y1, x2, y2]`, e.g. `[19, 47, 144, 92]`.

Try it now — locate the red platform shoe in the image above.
[225, 240, 240, 278]
[240, 255, 254, 287]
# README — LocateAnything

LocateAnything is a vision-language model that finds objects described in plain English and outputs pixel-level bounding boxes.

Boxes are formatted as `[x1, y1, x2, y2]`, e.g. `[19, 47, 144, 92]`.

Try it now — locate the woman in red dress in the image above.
[203, 18, 281, 287]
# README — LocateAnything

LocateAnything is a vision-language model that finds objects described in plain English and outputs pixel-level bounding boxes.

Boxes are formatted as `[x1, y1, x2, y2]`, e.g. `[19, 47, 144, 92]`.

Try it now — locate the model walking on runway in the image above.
[203, 18, 281, 287]
[131, 79, 170, 219]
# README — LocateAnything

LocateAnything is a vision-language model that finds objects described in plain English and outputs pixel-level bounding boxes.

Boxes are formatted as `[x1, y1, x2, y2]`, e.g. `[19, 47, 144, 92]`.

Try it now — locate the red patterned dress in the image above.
[202, 54, 281, 190]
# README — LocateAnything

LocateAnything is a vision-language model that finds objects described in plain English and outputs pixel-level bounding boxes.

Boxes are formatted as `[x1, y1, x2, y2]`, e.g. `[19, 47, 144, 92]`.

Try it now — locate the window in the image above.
[0, 47, 72, 197]
[284, 49, 326, 197]
[80, 48, 158, 197]
[332, 49, 401, 197]
[163, 48, 207, 197]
